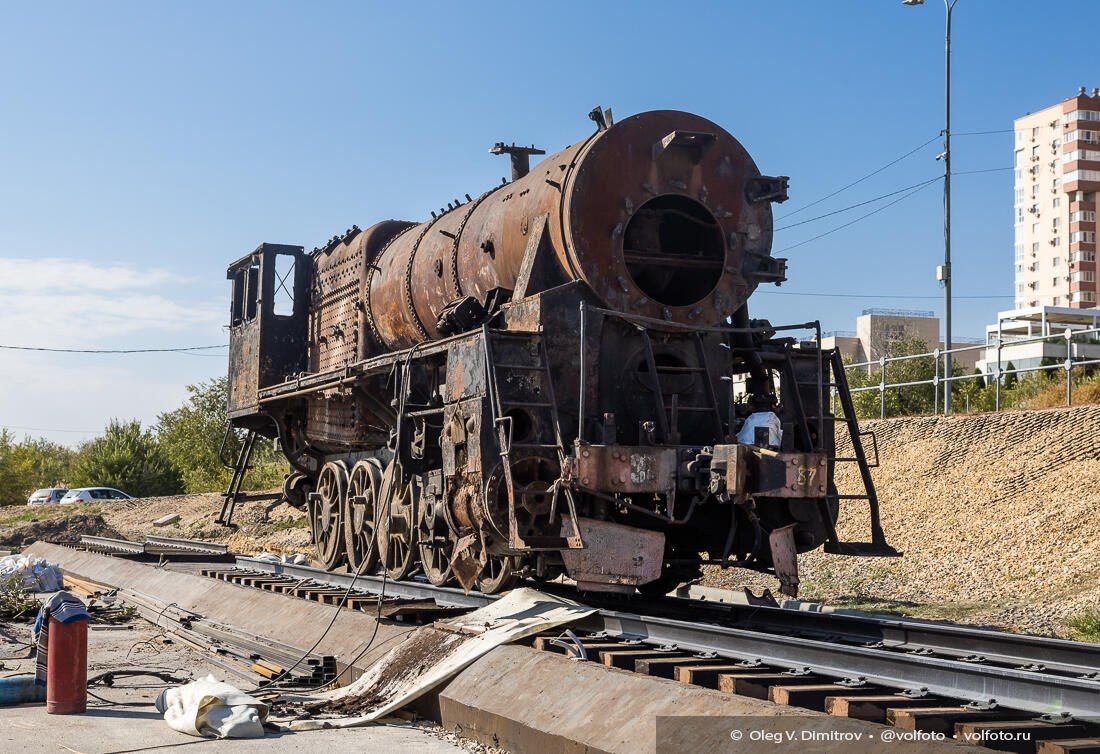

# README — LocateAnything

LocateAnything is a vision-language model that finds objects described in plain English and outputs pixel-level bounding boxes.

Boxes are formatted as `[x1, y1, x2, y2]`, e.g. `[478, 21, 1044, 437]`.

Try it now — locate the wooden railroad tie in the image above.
[720, 673, 829, 700]
[824, 694, 948, 723]
[955, 721, 1091, 754]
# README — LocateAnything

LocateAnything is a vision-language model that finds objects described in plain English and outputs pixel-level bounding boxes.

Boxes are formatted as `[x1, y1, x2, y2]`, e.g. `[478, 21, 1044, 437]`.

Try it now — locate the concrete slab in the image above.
[0, 709, 467, 754]
[25, 541, 411, 674]
[438, 645, 990, 754]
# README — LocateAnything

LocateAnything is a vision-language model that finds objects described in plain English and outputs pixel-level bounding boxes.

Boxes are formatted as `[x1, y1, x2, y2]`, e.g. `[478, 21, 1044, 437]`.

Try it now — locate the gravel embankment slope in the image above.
[0, 492, 311, 557]
[703, 405, 1100, 636]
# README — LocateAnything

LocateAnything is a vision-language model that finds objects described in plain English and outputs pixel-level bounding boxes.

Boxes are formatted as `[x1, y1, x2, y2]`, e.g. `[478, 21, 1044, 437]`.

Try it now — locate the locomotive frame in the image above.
[218, 108, 897, 597]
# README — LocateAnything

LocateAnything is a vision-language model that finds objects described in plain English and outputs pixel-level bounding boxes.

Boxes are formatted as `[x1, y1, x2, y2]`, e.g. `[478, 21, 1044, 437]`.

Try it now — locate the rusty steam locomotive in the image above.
[220, 108, 895, 597]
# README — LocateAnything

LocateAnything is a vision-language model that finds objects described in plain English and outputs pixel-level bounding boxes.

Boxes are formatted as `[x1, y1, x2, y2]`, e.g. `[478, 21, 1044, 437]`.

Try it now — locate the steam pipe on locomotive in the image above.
[220, 107, 897, 597]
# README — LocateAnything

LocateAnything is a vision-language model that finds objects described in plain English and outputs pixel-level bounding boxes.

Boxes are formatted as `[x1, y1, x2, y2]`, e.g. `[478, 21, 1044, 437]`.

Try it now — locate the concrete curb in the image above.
[437, 645, 989, 754]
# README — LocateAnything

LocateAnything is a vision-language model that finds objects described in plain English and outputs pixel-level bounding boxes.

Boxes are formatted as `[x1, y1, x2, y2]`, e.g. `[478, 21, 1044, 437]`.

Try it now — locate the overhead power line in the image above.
[777, 127, 1012, 223]
[952, 166, 1013, 176]
[775, 177, 941, 232]
[0, 344, 228, 354]
[777, 135, 940, 221]
[1, 424, 98, 435]
[775, 178, 940, 254]
[755, 290, 1012, 300]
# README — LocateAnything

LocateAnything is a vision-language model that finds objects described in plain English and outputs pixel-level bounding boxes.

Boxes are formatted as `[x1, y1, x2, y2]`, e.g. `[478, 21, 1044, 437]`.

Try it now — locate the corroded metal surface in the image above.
[366, 110, 784, 350]
[223, 107, 891, 597]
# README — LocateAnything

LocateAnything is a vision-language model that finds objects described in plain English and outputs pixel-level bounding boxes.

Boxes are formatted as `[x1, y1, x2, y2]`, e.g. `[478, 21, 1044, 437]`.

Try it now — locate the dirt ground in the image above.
[0, 600, 471, 754]
[703, 405, 1100, 638]
[0, 492, 312, 558]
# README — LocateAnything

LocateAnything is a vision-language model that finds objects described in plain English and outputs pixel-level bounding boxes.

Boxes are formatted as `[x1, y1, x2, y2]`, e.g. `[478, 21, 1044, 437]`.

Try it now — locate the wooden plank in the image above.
[888, 707, 1018, 736]
[825, 695, 946, 723]
[634, 656, 727, 680]
[955, 722, 1090, 754]
[768, 683, 883, 711]
[675, 664, 773, 689]
[598, 649, 686, 670]
[717, 673, 824, 700]
[1037, 740, 1100, 754]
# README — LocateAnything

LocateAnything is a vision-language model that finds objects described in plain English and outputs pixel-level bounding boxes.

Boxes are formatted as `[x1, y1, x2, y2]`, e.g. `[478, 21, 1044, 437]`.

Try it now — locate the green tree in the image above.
[72, 420, 183, 497]
[843, 337, 1008, 419]
[156, 377, 286, 493]
[954, 369, 997, 414]
[0, 430, 35, 506]
[12, 438, 76, 489]
[845, 336, 937, 419]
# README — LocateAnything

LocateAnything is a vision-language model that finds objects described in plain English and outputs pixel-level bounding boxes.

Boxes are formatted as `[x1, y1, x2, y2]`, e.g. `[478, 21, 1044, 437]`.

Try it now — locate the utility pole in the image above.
[904, 0, 959, 413]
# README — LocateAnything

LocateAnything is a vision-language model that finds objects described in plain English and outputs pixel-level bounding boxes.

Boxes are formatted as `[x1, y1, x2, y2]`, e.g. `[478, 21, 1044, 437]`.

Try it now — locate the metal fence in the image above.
[840, 326, 1100, 419]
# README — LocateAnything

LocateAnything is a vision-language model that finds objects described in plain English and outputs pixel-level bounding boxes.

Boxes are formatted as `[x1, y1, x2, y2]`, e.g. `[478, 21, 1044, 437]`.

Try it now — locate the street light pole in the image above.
[905, 0, 959, 413]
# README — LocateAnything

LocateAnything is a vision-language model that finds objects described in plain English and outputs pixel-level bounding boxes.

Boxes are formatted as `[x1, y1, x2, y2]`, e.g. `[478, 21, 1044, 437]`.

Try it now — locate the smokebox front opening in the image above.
[622, 195, 725, 307]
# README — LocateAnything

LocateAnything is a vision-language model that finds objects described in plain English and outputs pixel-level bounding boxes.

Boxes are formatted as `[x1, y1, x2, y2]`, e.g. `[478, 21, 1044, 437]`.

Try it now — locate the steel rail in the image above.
[652, 595, 1100, 677]
[235, 557, 495, 609]
[232, 557, 1100, 721]
[80, 535, 145, 555]
[145, 536, 228, 555]
[591, 609, 1100, 723]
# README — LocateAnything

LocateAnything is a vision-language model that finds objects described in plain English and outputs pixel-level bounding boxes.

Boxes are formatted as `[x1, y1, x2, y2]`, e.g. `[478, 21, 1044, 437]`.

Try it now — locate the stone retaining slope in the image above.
[705, 405, 1100, 637]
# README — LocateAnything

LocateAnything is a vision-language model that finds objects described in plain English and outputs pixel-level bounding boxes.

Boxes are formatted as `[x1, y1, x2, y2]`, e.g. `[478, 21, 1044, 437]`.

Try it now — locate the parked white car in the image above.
[60, 487, 133, 504]
[27, 488, 68, 506]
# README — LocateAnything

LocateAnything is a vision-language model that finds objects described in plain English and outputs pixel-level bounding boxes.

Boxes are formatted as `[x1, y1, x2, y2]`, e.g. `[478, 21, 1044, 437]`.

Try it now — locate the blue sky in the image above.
[0, 1, 1092, 444]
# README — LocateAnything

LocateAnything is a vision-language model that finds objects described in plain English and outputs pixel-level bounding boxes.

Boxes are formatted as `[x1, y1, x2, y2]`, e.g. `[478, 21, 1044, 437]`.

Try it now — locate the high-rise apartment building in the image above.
[1014, 88, 1100, 309]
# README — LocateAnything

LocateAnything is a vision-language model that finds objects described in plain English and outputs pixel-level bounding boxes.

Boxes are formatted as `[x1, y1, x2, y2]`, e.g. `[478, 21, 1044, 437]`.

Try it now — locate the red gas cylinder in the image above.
[46, 615, 87, 714]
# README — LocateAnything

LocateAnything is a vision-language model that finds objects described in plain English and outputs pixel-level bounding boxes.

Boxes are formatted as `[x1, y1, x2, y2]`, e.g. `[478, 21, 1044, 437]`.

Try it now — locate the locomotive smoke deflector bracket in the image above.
[746, 175, 790, 204]
[743, 250, 788, 285]
[652, 130, 717, 163]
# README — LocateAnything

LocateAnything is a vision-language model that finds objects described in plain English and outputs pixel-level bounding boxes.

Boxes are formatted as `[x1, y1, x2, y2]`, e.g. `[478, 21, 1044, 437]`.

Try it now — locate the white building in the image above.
[976, 306, 1100, 376]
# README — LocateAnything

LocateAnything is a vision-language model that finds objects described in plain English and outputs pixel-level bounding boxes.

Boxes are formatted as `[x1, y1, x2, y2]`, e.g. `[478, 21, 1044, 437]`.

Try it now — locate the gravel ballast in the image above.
[703, 405, 1100, 637]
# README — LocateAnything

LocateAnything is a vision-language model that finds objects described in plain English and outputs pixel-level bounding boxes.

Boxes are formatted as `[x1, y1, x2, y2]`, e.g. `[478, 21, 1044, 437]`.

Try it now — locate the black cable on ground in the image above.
[294, 570, 391, 693]
[86, 688, 158, 707]
[246, 554, 379, 693]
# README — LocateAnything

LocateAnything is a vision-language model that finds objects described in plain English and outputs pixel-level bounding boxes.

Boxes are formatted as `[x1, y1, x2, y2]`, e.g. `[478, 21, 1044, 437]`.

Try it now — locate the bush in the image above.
[71, 420, 183, 497]
[0, 431, 76, 506]
[845, 337, 940, 419]
[157, 377, 287, 493]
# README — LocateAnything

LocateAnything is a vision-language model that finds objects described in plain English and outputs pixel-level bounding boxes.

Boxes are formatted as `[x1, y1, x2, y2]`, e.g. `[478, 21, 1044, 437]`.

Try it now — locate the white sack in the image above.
[0, 554, 63, 592]
[157, 675, 269, 739]
[736, 411, 782, 448]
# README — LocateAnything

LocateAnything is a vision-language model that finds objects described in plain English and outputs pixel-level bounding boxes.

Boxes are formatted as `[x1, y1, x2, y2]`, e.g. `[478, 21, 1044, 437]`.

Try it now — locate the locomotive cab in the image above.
[226, 243, 309, 426]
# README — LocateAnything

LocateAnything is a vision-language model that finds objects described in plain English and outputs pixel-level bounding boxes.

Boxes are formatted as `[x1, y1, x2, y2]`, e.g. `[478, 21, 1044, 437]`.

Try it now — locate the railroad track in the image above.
[199, 557, 1100, 752]
[80, 534, 230, 559]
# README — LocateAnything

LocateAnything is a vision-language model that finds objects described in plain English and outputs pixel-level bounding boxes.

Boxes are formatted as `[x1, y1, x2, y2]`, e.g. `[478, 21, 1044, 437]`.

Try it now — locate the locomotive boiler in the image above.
[220, 107, 895, 596]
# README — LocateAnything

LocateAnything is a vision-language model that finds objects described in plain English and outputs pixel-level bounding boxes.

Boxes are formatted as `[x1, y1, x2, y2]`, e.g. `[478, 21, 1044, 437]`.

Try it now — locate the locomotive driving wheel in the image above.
[476, 554, 519, 594]
[376, 460, 420, 581]
[309, 461, 348, 570]
[344, 459, 383, 574]
[483, 456, 558, 545]
[418, 485, 455, 587]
